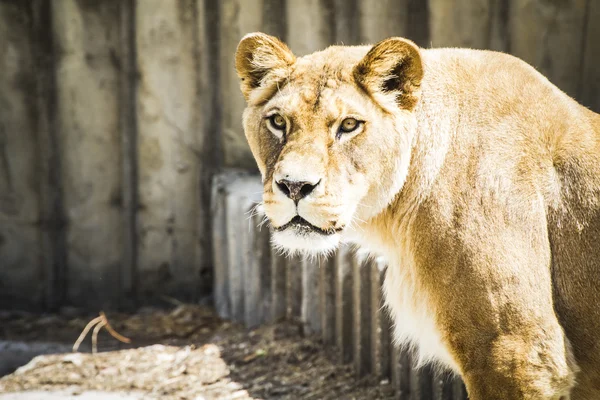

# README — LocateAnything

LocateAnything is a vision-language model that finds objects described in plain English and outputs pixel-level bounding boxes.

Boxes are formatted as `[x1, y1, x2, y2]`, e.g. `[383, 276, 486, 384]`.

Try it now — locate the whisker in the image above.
[245, 202, 265, 222]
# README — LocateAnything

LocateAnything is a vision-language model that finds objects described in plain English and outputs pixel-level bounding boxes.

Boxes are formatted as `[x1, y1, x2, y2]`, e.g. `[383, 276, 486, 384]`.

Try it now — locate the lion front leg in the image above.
[408, 189, 581, 399]
[429, 258, 580, 400]
[430, 258, 579, 399]
[453, 329, 577, 400]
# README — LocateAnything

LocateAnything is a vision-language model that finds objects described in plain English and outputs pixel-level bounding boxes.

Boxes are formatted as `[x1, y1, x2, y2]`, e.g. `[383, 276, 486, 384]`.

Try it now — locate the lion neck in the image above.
[348, 90, 454, 259]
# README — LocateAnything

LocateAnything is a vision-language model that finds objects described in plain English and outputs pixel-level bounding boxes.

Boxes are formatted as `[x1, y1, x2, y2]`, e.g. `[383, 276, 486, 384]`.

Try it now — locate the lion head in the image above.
[235, 33, 424, 255]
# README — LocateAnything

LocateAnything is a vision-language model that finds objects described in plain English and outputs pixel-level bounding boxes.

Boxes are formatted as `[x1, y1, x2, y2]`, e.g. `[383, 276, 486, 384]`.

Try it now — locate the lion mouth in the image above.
[274, 216, 342, 236]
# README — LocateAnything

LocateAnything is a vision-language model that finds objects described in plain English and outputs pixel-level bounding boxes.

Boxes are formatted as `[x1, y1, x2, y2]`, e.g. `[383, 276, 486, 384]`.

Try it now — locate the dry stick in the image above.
[73, 312, 132, 353]
[99, 311, 131, 344]
[73, 316, 103, 352]
[91, 319, 107, 354]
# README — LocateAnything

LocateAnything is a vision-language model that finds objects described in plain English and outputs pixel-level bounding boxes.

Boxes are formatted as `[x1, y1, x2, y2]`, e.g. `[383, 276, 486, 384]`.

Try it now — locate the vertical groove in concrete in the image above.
[195, 0, 219, 298]
[335, 244, 354, 363]
[431, 370, 455, 400]
[391, 345, 411, 398]
[301, 257, 321, 335]
[270, 249, 287, 322]
[225, 190, 245, 322]
[452, 377, 468, 400]
[320, 255, 336, 345]
[333, 0, 359, 45]
[118, 0, 139, 310]
[262, 0, 288, 40]
[370, 259, 391, 379]
[406, 0, 430, 47]
[353, 251, 372, 376]
[286, 254, 303, 321]
[241, 198, 258, 327]
[255, 216, 273, 326]
[409, 363, 434, 400]
[211, 175, 230, 319]
[31, 0, 67, 311]
[239, 184, 267, 327]
[206, 0, 227, 315]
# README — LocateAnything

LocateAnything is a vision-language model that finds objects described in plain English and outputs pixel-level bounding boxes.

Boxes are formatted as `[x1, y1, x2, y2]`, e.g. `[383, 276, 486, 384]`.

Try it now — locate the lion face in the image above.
[236, 33, 423, 255]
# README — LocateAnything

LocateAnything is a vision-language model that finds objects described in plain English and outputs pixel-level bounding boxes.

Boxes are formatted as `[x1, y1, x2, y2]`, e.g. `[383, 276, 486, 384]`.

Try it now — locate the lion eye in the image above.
[269, 114, 286, 130]
[339, 117, 360, 134]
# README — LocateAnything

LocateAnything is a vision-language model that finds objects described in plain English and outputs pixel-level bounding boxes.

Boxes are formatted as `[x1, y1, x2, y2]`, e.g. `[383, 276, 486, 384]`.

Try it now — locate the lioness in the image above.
[235, 32, 600, 399]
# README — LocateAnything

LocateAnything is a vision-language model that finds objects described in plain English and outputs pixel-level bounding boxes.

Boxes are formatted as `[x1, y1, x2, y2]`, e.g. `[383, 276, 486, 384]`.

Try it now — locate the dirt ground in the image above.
[0, 304, 395, 399]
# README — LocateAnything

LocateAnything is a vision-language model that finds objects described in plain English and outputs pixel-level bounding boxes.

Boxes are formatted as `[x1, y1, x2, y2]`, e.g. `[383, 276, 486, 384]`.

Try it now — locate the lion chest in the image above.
[382, 248, 459, 371]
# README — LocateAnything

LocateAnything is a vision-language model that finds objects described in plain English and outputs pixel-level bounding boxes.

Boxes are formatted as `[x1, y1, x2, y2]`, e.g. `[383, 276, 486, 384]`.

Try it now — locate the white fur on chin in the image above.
[272, 229, 340, 256]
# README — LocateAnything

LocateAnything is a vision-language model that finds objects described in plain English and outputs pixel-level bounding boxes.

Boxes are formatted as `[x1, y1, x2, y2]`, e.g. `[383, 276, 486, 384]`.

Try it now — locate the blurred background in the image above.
[1, 0, 599, 312]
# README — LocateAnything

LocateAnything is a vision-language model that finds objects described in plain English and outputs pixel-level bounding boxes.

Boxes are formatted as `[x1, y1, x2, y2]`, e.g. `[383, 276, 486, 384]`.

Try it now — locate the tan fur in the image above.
[236, 33, 600, 399]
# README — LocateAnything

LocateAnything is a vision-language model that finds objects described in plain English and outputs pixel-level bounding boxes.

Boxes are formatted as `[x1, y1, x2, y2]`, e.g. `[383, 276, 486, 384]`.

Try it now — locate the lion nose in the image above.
[276, 179, 318, 203]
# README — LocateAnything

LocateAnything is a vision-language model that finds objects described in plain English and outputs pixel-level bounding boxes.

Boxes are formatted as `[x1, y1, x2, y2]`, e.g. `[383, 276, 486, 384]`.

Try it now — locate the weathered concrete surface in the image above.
[52, 0, 123, 308]
[580, 0, 600, 113]
[0, 2, 44, 309]
[135, 0, 204, 303]
[211, 171, 261, 320]
[219, 0, 262, 169]
[333, 0, 359, 45]
[224, 174, 262, 323]
[429, 0, 508, 50]
[509, 0, 588, 99]
[358, 0, 409, 44]
[286, 0, 334, 56]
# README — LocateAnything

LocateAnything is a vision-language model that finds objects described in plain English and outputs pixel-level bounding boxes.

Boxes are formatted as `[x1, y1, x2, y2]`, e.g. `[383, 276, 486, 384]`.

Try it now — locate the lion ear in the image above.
[235, 33, 296, 103]
[353, 38, 423, 111]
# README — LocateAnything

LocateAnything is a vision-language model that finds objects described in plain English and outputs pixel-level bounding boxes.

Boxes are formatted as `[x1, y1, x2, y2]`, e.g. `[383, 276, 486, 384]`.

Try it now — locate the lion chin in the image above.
[271, 226, 341, 256]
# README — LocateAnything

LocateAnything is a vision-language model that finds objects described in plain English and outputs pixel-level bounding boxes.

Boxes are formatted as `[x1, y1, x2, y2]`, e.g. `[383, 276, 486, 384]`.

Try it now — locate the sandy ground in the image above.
[0, 305, 395, 399]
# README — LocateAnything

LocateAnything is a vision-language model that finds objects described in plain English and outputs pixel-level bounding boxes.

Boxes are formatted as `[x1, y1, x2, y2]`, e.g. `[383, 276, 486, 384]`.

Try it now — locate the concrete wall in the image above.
[1, 0, 599, 310]
[0, 0, 219, 310]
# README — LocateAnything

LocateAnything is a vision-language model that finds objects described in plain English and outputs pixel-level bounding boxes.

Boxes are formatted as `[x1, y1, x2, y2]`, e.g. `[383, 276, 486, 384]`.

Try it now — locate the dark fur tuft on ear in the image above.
[353, 38, 423, 111]
[235, 33, 295, 103]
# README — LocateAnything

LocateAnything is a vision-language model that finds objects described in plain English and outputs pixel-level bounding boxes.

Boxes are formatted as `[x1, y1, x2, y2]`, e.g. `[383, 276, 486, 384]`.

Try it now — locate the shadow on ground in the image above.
[0, 305, 395, 399]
